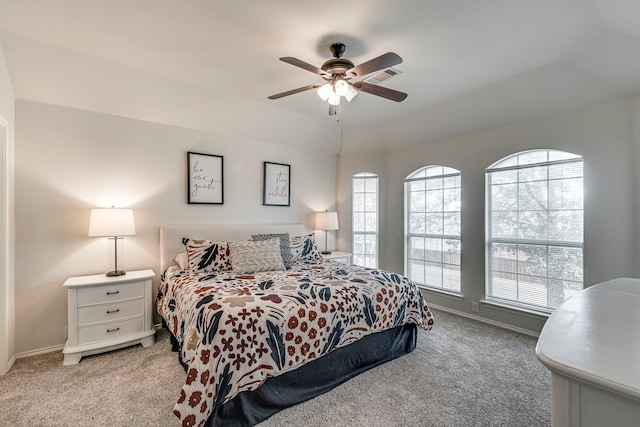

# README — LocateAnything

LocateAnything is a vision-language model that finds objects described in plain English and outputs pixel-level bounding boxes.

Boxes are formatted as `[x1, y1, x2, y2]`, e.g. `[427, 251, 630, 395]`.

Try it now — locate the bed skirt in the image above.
[166, 322, 417, 426]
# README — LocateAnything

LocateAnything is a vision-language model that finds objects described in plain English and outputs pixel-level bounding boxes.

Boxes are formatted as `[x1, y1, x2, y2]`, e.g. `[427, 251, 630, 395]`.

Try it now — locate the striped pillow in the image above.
[229, 238, 285, 274]
[252, 233, 294, 269]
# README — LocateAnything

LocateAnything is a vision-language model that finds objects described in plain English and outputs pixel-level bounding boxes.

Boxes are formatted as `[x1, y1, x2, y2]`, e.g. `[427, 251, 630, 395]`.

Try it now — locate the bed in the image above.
[157, 224, 434, 427]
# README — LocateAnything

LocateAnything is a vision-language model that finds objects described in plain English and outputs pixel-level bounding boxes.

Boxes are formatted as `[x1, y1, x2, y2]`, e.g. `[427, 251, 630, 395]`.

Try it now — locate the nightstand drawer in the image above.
[77, 298, 144, 325]
[77, 281, 144, 306]
[78, 316, 144, 346]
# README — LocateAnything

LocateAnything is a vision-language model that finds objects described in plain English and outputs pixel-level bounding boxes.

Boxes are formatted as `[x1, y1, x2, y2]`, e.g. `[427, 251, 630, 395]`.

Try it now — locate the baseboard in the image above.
[1, 353, 16, 374]
[16, 343, 65, 359]
[428, 303, 540, 338]
[12, 315, 536, 359]
[17, 326, 165, 359]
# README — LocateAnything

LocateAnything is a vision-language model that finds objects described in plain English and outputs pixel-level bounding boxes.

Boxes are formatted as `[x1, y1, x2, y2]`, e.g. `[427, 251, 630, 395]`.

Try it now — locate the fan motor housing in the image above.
[321, 58, 354, 77]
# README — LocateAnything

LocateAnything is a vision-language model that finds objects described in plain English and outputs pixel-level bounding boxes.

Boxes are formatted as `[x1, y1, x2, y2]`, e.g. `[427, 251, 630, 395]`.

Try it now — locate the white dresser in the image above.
[63, 269, 156, 365]
[536, 278, 640, 426]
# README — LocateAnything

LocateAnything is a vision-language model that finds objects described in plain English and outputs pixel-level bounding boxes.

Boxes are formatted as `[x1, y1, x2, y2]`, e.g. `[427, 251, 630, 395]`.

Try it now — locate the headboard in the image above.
[159, 223, 306, 273]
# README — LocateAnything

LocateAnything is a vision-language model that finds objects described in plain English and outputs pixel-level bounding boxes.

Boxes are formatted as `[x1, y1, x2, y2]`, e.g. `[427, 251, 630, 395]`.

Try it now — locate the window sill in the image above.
[480, 299, 551, 319]
[417, 285, 463, 300]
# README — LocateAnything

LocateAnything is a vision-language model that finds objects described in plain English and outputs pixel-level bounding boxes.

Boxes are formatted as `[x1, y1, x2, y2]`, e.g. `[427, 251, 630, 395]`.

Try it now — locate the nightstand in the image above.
[62, 269, 155, 365]
[321, 251, 352, 264]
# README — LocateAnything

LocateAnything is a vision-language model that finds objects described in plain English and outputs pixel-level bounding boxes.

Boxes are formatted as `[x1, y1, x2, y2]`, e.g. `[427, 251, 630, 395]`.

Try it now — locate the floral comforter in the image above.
[157, 259, 434, 427]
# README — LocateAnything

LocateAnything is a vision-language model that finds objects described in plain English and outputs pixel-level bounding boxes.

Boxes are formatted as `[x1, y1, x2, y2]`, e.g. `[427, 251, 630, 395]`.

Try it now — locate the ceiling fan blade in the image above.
[348, 52, 403, 78]
[279, 57, 329, 76]
[268, 83, 322, 100]
[352, 81, 408, 102]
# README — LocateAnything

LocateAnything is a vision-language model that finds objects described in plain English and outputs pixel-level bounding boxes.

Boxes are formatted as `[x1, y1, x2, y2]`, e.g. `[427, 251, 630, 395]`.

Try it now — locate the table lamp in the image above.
[88, 207, 136, 276]
[315, 211, 339, 254]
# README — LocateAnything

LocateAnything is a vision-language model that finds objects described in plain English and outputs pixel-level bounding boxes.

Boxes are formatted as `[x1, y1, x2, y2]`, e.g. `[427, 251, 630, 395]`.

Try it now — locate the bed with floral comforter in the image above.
[158, 256, 434, 427]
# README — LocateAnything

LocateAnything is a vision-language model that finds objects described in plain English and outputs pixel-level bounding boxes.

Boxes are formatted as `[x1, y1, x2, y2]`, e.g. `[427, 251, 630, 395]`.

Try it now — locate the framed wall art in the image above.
[187, 152, 224, 204]
[263, 161, 290, 206]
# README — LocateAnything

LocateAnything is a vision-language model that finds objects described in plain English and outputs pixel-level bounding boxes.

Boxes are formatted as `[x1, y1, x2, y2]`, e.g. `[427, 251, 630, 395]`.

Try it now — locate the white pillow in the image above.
[174, 252, 188, 269]
[229, 238, 285, 274]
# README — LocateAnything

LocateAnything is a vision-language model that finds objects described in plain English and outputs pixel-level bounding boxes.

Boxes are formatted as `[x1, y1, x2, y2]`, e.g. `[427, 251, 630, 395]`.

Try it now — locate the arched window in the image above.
[486, 149, 583, 312]
[405, 166, 461, 292]
[352, 172, 378, 268]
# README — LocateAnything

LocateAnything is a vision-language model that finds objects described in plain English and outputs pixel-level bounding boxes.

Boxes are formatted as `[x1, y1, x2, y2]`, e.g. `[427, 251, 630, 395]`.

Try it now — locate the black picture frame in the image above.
[263, 161, 291, 206]
[187, 152, 224, 204]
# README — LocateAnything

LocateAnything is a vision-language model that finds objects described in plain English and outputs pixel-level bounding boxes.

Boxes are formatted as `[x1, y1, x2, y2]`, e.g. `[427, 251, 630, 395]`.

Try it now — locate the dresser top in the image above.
[535, 277, 640, 400]
[63, 269, 155, 288]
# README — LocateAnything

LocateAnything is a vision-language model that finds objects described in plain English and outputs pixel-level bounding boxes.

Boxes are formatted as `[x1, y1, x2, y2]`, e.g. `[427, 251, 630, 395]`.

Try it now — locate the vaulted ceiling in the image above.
[1, 0, 640, 154]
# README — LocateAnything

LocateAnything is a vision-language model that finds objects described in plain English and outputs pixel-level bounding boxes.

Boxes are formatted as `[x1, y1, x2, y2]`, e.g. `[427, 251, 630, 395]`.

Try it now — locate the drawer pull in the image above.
[106, 327, 120, 333]
[106, 290, 120, 295]
[106, 309, 120, 314]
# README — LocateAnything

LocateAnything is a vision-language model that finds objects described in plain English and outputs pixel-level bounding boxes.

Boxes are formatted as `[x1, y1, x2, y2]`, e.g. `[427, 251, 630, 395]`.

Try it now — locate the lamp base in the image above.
[106, 270, 126, 277]
[321, 251, 332, 255]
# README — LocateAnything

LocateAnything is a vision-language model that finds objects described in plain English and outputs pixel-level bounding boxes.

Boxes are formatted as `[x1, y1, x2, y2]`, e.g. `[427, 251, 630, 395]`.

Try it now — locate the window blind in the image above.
[405, 166, 461, 293]
[486, 150, 583, 311]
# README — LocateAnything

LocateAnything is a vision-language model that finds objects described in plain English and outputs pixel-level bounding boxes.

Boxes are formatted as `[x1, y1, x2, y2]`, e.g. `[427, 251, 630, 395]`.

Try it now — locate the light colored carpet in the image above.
[0, 309, 550, 426]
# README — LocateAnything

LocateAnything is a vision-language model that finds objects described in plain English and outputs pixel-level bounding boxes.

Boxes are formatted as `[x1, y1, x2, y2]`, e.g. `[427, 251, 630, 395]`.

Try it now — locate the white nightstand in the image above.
[62, 269, 156, 365]
[321, 251, 352, 264]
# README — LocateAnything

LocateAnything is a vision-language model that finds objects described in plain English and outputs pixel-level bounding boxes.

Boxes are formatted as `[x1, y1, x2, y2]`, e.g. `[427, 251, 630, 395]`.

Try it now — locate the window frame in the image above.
[404, 165, 462, 294]
[485, 149, 584, 314]
[352, 172, 379, 268]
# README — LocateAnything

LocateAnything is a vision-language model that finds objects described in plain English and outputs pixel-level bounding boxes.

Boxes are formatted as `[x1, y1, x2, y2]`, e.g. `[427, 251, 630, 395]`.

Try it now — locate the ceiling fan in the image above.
[268, 43, 408, 116]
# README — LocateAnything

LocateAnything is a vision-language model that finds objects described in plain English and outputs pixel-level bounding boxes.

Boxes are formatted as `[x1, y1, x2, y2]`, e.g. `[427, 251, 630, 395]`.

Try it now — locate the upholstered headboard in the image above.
[159, 223, 306, 273]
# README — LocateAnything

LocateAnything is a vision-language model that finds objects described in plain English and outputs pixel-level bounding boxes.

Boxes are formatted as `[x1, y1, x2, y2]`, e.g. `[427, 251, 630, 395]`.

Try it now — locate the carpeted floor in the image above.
[0, 309, 551, 426]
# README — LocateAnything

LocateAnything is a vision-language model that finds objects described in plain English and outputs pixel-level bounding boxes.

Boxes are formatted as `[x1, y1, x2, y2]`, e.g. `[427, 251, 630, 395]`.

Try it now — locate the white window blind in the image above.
[352, 172, 378, 268]
[405, 166, 461, 293]
[486, 149, 583, 312]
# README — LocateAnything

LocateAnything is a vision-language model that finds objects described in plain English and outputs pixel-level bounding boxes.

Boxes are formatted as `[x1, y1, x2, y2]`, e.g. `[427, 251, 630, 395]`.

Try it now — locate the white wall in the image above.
[12, 93, 640, 351]
[14, 101, 337, 354]
[340, 97, 638, 334]
[0, 43, 15, 375]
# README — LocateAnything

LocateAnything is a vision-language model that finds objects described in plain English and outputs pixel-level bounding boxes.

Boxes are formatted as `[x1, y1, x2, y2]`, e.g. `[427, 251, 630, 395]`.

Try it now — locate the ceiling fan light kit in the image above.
[334, 79, 349, 97]
[327, 91, 340, 106]
[317, 83, 332, 101]
[268, 42, 408, 117]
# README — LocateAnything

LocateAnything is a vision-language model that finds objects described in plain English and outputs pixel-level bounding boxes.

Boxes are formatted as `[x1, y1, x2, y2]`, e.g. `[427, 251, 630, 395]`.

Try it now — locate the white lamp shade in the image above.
[317, 83, 332, 101]
[345, 84, 358, 102]
[327, 91, 341, 106]
[88, 208, 136, 237]
[334, 79, 349, 96]
[315, 211, 339, 231]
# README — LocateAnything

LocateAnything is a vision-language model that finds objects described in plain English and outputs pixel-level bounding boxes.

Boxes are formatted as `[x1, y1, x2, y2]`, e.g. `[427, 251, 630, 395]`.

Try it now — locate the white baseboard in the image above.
[428, 303, 540, 338]
[16, 326, 165, 360]
[1, 353, 16, 375]
[12, 314, 536, 360]
[16, 343, 65, 359]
